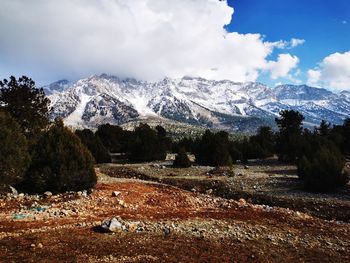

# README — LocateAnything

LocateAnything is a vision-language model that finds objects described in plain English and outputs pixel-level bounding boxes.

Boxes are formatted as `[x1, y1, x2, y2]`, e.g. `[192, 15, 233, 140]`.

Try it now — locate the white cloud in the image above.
[0, 0, 300, 84]
[271, 38, 305, 49]
[290, 38, 305, 48]
[307, 69, 321, 86]
[266, 54, 299, 79]
[307, 51, 350, 90]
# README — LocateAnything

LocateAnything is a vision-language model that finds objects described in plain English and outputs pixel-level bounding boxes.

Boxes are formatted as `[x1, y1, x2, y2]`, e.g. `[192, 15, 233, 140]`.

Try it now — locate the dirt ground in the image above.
[0, 162, 349, 262]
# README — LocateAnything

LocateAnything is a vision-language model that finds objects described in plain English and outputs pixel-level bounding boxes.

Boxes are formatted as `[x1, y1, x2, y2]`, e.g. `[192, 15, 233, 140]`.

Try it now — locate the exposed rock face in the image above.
[46, 74, 350, 132]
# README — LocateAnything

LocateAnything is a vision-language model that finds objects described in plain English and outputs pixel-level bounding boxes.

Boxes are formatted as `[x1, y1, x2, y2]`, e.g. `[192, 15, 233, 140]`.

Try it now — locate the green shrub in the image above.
[298, 146, 349, 192]
[0, 112, 30, 188]
[22, 120, 96, 193]
[173, 148, 191, 168]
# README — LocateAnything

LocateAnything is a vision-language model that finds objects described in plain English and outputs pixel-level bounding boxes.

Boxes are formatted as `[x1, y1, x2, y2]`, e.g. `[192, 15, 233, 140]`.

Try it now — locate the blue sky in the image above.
[0, 0, 349, 90]
[226, 0, 350, 86]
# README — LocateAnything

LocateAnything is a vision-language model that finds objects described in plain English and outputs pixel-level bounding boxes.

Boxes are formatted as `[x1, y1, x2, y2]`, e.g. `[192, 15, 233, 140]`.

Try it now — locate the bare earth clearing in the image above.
[0, 161, 349, 262]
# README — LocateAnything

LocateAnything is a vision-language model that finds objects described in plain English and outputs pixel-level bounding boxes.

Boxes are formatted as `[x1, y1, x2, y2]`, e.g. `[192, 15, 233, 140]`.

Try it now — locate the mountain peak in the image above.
[47, 75, 350, 132]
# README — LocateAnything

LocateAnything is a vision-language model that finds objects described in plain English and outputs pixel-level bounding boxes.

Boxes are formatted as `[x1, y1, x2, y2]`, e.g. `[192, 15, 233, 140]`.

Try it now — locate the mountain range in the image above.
[45, 74, 350, 132]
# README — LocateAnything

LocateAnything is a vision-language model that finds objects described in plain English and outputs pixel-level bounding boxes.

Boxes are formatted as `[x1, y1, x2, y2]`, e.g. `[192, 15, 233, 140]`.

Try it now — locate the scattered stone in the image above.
[128, 223, 138, 233]
[163, 226, 171, 237]
[206, 189, 213, 195]
[238, 198, 247, 207]
[43, 191, 53, 198]
[9, 185, 18, 195]
[37, 243, 43, 249]
[112, 191, 121, 197]
[118, 200, 127, 208]
[244, 165, 249, 169]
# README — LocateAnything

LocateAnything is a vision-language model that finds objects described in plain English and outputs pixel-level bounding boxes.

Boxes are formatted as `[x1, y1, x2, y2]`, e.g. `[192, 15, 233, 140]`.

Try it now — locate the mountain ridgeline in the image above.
[46, 74, 350, 132]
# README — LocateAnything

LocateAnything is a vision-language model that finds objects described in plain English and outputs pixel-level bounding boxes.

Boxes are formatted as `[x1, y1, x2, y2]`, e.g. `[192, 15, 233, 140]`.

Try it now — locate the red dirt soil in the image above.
[0, 180, 349, 262]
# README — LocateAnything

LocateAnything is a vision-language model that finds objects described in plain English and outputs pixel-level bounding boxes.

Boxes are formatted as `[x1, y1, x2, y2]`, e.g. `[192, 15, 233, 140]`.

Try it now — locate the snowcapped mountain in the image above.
[46, 74, 350, 132]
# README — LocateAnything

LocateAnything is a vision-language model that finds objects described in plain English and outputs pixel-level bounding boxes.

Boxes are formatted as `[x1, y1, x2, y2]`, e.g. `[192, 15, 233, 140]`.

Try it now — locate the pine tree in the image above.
[173, 148, 191, 168]
[23, 120, 96, 193]
[0, 76, 50, 138]
[275, 110, 304, 162]
[298, 145, 348, 192]
[195, 130, 232, 166]
[75, 129, 111, 163]
[0, 112, 30, 189]
[128, 124, 167, 162]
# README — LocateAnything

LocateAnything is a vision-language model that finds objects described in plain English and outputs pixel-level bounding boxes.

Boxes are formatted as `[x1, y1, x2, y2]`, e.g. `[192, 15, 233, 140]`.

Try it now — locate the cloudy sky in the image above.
[0, 0, 349, 90]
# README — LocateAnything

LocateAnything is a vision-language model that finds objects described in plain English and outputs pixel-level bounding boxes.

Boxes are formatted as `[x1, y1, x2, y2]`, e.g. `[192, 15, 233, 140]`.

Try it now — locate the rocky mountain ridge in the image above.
[46, 74, 350, 132]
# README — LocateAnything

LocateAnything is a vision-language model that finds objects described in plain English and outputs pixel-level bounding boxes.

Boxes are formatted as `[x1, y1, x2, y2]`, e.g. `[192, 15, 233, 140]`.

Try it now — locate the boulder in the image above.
[101, 217, 125, 232]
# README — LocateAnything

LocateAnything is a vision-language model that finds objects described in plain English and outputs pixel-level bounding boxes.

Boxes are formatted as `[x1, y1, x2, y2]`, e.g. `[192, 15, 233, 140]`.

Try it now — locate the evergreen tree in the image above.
[173, 148, 191, 168]
[0, 76, 50, 138]
[0, 112, 30, 189]
[23, 120, 96, 193]
[155, 125, 167, 138]
[342, 118, 350, 156]
[316, 120, 331, 137]
[95, 124, 125, 153]
[195, 130, 232, 166]
[298, 144, 348, 192]
[275, 110, 304, 163]
[75, 129, 111, 163]
[250, 126, 275, 158]
[128, 124, 167, 162]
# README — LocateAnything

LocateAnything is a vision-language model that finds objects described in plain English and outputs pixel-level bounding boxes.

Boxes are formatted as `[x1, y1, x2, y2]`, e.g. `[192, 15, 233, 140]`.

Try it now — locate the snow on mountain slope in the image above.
[47, 74, 350, 132]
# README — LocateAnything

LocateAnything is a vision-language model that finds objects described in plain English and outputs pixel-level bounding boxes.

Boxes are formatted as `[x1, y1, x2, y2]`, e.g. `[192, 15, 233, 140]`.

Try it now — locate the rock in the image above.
[118, 200, 127, 208]
[60, 209, 69, 216]
[206, 189, 213, 195]
[101, 217, 124, 232]
[9, 186, 18, 195]
[163, 226, 171, 237]
[43, 191, 53, 198]
[238, 198, 247, 207]
[112, 191, 121, 197]
[30, 244, 36, 248]
[82, 190, 88, 198]
[128, 223, 138, 233]
[37, 243, 43, 249]
[18, 193, 25, 198]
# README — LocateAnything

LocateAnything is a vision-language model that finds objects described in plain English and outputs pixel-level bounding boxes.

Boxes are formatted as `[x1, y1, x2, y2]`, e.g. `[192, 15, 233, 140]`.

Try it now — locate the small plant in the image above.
[173, 148, 191, 168]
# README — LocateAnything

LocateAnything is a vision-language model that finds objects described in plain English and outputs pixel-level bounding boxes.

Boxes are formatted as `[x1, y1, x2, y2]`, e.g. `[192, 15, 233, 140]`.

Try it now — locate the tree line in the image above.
[0, 76, 349, 194]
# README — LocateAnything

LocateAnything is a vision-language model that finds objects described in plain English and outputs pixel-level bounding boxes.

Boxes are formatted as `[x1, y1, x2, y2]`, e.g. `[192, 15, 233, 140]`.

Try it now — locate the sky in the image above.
[0, 0, 349, 91]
